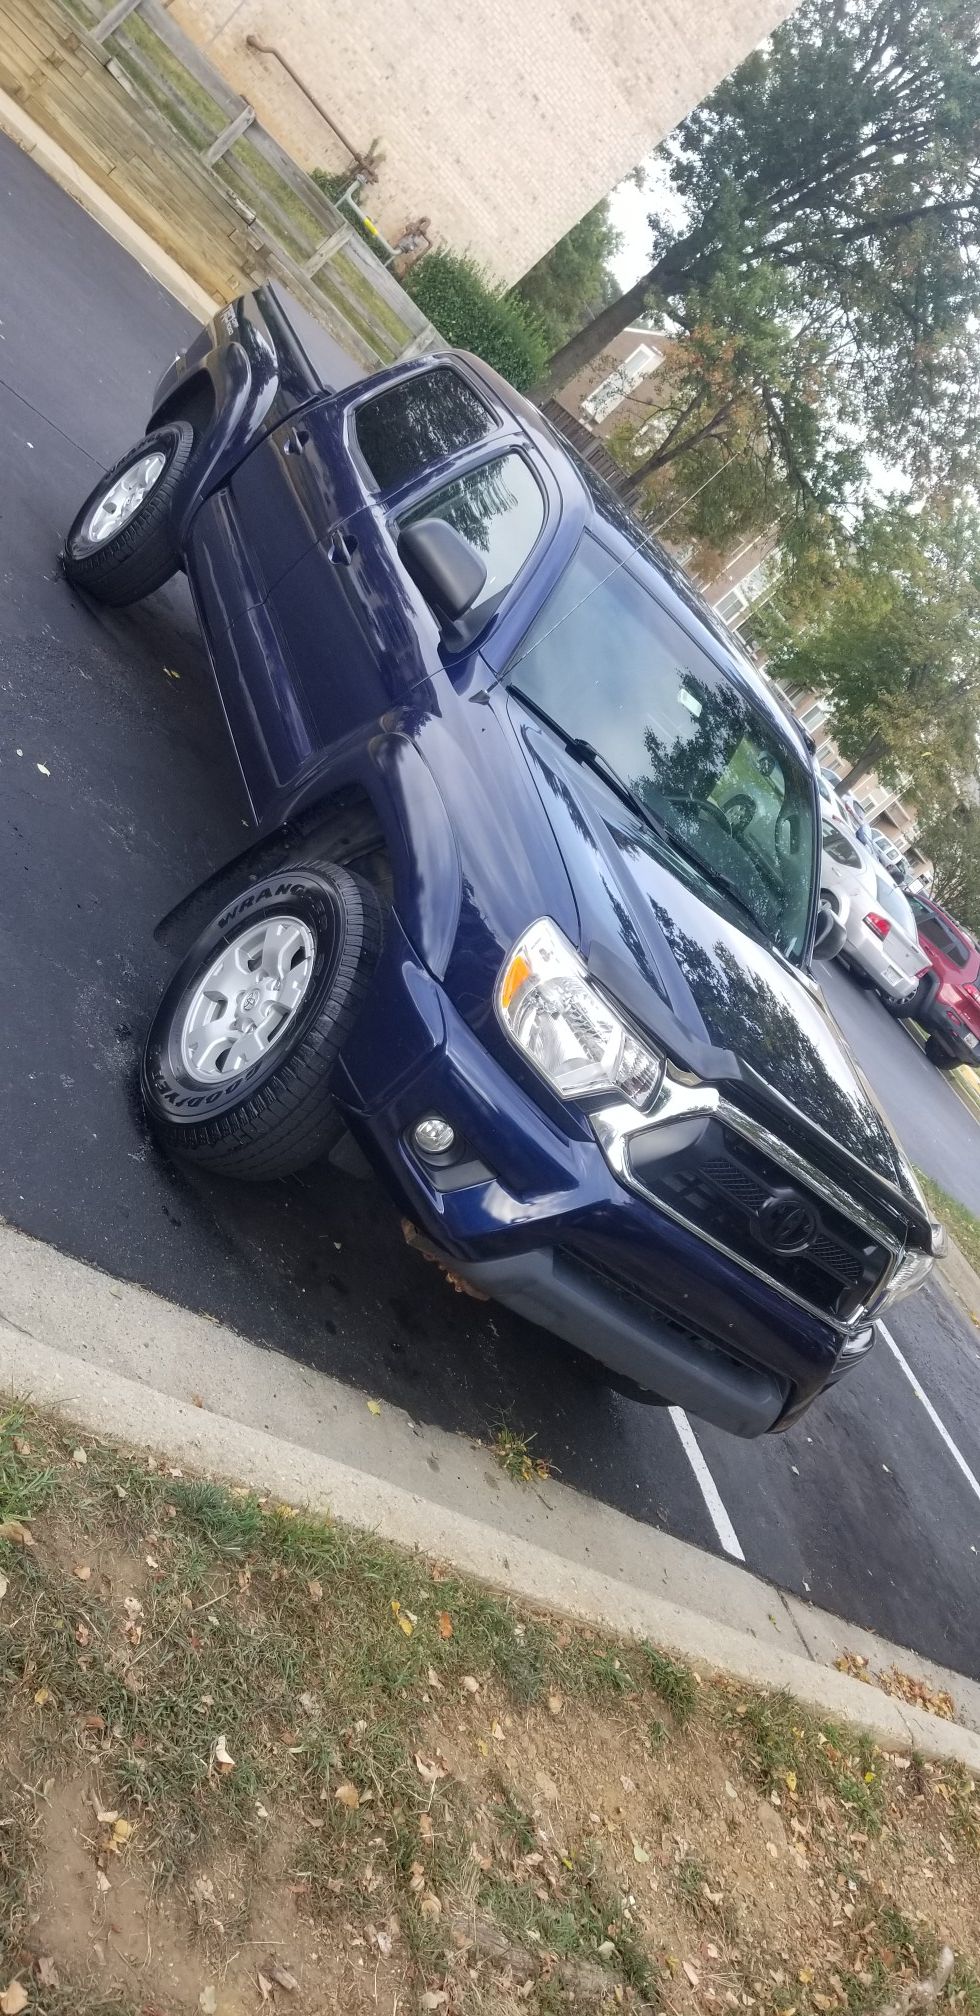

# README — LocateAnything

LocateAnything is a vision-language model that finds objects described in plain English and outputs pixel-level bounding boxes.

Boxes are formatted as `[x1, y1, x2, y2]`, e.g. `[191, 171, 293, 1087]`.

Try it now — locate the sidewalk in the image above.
[2, 1216, 979, 1771]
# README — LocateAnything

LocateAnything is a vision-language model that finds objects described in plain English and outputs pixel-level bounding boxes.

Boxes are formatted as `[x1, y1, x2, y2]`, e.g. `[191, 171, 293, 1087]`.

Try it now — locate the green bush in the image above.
[404, 250, 549, 391]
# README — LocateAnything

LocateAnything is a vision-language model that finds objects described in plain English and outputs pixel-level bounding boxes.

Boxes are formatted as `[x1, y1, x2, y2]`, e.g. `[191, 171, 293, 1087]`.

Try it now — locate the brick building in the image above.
[169, 0, 796, 285]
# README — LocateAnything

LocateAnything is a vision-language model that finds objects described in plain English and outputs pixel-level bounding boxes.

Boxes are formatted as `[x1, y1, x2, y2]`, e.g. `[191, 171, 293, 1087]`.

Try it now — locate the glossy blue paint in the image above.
[147, 289, 940, 1434]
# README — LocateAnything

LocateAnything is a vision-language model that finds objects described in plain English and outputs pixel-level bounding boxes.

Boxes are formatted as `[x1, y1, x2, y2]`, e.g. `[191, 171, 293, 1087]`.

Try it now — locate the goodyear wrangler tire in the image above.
[62, 420, 195, 605]
[141, 860, 382, 1181]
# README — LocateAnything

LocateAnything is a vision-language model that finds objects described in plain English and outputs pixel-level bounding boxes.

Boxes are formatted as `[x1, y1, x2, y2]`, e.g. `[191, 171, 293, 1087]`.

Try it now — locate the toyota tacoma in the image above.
[61, 285, 944, 1436]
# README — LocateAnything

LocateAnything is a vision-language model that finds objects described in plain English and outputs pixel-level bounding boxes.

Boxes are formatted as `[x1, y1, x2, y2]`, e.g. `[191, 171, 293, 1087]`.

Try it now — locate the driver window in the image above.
[398, 454, 545, 615]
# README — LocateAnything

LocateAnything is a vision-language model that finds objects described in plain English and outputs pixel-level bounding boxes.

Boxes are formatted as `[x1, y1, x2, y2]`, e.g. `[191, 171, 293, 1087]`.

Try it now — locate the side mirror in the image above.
[812, 901, 847, 962]
[398, 518, 487, 623]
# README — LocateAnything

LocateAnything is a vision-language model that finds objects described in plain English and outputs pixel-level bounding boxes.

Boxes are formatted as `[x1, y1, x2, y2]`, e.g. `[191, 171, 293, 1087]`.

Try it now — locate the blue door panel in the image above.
[228, 398, 367, 598]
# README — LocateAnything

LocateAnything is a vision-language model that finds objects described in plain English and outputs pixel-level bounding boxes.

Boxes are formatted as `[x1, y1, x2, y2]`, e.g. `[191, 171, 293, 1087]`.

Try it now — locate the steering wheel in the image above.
[718, 792, 756, 838]
[666, 794, 738, 837]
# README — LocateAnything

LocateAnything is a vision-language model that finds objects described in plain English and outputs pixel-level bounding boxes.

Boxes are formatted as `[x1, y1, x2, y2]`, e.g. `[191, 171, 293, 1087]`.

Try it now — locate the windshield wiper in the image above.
[510, 685, 766, 936]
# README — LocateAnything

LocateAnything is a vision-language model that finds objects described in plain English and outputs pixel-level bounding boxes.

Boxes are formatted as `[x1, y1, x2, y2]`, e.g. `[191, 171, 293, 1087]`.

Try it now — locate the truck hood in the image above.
[515, 717, 931, 1235]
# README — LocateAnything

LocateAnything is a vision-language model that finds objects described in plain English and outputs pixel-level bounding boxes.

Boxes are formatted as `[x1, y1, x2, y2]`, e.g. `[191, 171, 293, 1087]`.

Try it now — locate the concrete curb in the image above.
[0, 86, 219, 320]
[2, 1226, 979, 1774]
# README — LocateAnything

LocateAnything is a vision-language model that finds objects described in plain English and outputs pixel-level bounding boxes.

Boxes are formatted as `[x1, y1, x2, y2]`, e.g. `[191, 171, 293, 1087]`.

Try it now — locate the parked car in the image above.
[60, 286, 944, 1436]
[868, 829, 911, 886]
[899, 891, 980, 1068]
[840, 866, 930, 1007]
[818, 818, 877, 934]
[816, 771, 852, 828]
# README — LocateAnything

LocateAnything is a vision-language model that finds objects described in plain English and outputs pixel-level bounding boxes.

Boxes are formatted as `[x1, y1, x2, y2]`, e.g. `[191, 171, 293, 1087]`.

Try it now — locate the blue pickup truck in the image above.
[62, 285, 943, 1437]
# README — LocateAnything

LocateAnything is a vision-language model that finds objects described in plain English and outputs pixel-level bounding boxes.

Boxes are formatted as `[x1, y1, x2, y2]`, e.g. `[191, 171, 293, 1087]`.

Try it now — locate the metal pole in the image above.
[244, 35, 379, 181]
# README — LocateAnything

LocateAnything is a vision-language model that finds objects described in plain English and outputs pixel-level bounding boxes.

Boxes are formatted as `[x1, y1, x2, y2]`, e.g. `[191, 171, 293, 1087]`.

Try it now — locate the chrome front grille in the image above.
[626, 1113, 893, 1324]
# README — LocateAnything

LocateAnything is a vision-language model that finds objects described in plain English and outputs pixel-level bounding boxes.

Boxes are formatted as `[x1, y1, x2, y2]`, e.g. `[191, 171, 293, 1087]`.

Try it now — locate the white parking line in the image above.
[668, 1406, 745, 1560]
[880, 1321, 980, 1509]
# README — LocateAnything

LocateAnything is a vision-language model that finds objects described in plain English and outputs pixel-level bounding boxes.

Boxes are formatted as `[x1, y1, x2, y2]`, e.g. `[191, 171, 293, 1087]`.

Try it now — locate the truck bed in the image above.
[262, 282, 364, 398]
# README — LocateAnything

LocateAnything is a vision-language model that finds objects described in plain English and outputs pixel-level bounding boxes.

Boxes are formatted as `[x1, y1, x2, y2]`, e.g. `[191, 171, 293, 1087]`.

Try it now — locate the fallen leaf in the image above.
[199, 1991, 217, 2016]
[766, 1841, 779, 1859]
[421, 1996, 449, 2011]
[335, 1782, 361, 1809]
[547, 1692, 563, 1715]
[419, 1811, 434, 1842]
[461, 1675, 480, 1694]
[785, 1770, 797, 1794]
[75, 1620, 91, 1647]
[409, 1861, 426, 1892]
[0, 1520, 34, 1546]
[0, 1572, 7, 1606]
[255, 1801, 270, 1820]
[123, 1596, 143, 1619]
[71, 1446, 87, 1466]
[491, 1720, 505, 1742]
[307, 1579, 323, 1603]
[112, 1817, 134, 1844]
[414, 1752, 448, 1783]
[36, 1959, 59, 1990]
[420, 1893, 442, 1920]
[0, 1986, 28, 2016]
[96, 1869, 111, 1893]
[683, 1962, 700, 1989]
[73, 1563, 92, 1582]
[437, 1610, 453, 1639]
[597, 1940, 617, 1959]
[798, 1970, 814, 1986]
[631, 1835, 651, 1864]
[366, 1399, 382, 1415]
[257, 1974, 273, 2003]
[34, 1687, 53, 1707]
[212, 1735, 236, 1773]
[11, 1438, 30, 1456]
[269, 1967, 299, 1993]
[82, 1714, 106, 1733]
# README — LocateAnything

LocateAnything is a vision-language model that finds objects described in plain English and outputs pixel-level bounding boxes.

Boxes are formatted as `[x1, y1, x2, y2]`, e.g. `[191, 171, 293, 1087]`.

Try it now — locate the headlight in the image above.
[496, 919, 665, 1108]
[875, 1245, 935, 1312]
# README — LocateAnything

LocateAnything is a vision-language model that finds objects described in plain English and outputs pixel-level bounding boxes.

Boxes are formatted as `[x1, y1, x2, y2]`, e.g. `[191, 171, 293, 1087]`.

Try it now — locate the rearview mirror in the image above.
[398, 518, 487, 623]
[812, 902, 847, 962]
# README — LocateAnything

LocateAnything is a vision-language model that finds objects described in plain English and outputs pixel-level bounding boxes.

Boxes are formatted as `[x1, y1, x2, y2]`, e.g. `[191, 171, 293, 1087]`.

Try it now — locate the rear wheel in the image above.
[141, 859, 382, 1180]
[925, 1034, 957, 1070]
[62, 419, 195, 605]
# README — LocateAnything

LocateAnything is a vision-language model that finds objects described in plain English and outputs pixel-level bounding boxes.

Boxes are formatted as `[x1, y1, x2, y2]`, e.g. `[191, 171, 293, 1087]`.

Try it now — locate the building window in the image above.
[581, 344, 663, 424]
[710, 553, 781, 628]
[799, 701, 827, 730]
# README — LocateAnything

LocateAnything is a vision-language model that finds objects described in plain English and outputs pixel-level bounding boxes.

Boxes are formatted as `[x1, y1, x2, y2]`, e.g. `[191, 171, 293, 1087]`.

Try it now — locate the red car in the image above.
[902, 891, 980, 1068]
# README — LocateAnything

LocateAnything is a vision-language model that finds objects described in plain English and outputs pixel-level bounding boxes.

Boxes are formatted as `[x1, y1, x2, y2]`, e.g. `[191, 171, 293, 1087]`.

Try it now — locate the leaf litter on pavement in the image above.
[0, 1402, 979, 2016]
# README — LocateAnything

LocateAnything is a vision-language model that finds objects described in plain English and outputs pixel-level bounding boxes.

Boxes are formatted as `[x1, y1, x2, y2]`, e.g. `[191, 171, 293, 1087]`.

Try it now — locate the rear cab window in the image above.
[354, 367, 496, 492]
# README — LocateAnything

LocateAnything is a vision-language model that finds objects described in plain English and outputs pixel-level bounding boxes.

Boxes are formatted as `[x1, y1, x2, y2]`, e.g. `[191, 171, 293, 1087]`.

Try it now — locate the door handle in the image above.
[328, 530, 357, 566]
[282, 426, 309, 455]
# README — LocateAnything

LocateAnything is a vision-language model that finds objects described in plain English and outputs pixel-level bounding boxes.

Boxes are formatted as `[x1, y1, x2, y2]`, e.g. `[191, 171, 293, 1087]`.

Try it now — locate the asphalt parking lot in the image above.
[2, 131, 979, 1682]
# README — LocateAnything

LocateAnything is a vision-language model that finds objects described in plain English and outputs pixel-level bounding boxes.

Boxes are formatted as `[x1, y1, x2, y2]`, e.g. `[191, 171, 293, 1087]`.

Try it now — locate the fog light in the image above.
[413, 1114, 456, 1157]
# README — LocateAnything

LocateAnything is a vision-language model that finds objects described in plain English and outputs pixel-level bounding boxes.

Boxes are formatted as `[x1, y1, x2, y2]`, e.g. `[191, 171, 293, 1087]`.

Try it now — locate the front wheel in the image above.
[62, 420, 195, 606]
[141, 859, 382, 1180]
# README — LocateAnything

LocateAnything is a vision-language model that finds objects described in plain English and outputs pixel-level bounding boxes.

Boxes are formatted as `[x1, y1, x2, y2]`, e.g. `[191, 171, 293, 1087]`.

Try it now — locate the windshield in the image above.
[506, 535, 817, 960]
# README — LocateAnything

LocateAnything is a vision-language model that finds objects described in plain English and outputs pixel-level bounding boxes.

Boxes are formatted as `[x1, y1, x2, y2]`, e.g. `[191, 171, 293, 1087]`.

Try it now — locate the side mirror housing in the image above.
[812, 902, 847, 962]
[397, 518, 487, 623]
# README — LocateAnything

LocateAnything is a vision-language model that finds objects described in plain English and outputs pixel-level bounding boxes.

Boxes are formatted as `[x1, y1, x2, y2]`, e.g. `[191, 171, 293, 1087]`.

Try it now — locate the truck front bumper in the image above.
[333, 919, 874, 1436]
